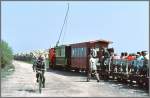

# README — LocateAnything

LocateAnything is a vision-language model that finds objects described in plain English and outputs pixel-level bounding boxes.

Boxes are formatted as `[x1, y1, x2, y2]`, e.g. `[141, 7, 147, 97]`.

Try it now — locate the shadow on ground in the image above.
[46, 69, 149, 94]
[47, 69, 86, 77]
[18, 88, 36, 93]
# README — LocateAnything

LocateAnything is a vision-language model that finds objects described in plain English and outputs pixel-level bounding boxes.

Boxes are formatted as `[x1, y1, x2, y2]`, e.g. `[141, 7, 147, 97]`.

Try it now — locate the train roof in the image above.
[55, 39, 112, 47]
[88, 39, 113, 44]
[70, 39, 113, 45]
[55, 44, 70, 48]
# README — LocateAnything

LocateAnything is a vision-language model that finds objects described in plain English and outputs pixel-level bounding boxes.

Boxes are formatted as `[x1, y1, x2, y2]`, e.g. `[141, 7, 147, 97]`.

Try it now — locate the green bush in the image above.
[0, 40, 13, 68]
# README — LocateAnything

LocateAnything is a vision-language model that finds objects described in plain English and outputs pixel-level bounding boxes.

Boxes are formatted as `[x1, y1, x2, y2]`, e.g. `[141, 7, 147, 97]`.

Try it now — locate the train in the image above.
[48, 40, 111, 70]
[48, 39, 149, 89]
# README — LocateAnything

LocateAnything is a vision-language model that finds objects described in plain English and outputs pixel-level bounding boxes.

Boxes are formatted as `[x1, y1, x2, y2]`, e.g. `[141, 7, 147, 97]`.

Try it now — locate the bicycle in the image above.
[36, 68, 45, 93]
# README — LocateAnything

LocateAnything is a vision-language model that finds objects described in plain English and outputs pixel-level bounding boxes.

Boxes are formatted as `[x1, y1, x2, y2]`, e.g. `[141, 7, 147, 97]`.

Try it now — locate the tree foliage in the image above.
[0, 40, 13, 68]
[14, 53, 33, 63]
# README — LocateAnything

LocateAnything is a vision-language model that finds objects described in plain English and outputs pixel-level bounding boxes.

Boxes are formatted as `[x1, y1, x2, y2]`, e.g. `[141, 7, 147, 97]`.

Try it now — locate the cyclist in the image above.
[33, 55, 45, 88]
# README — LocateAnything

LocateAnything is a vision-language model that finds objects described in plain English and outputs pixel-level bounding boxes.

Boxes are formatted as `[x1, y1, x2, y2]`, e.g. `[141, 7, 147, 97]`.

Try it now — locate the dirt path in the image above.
[1, 60, 149, 97]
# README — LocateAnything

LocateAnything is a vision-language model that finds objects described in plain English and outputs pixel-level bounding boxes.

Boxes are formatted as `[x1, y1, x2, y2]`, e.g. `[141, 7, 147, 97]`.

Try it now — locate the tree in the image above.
[0, 40, 13, 68]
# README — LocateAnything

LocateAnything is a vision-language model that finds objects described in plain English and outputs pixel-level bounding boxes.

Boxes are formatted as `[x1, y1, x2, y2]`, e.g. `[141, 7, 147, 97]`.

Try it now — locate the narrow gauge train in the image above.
[48, 39, 149, 89]
[48, 39, 112, 71]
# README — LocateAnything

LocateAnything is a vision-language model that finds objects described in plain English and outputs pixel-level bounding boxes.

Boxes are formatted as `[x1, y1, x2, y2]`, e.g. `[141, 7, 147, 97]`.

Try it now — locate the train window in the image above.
[81, 48, 84, 57]
[77, 48, 83, 57]
[77, 48, 79, 57]
[74, 48, 76, 57]
[74, 48, 75, 57]
[64, 48, 65, 56]
[71, 48, 73, 57]
[80, 48, 83, 57]
[59, 48, 61, 57]
[80, 48, 82, 57]
[77, 48, 78, 57]
[72, 48, 75, 57]
[76, 48, 78, 57]
[60, 48, 63, 56]
[78, 48, 80, 57]
[79, 48, 81, 57]
[63, 47, 65, 57]
[74, 48, 77, 57]
[61, 48, 64, 57]
[84, 48, 86, 57]
[56, 48, 61, 57]
[81, 48, 83, 57]
[76, 48, 77, 57]
[73, 48, 86, 57]
[82, 48, 84, 57]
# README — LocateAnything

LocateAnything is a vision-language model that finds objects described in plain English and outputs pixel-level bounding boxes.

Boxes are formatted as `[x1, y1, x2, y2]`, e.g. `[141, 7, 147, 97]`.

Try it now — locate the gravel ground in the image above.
[1, 60, 149, 97]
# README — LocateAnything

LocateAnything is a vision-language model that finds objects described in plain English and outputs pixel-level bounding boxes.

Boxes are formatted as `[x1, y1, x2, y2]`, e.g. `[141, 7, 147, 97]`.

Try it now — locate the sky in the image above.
[2, 1, 149, 54]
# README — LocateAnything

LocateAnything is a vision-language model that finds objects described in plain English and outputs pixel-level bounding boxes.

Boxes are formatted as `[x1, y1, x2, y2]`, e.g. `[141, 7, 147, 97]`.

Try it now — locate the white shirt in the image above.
[145, 54, 149, 60]
[89, 57, 98, 70]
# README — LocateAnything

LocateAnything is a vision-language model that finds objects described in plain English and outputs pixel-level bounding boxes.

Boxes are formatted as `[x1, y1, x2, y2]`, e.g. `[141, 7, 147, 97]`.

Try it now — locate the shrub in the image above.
[0, 40, 13, 68]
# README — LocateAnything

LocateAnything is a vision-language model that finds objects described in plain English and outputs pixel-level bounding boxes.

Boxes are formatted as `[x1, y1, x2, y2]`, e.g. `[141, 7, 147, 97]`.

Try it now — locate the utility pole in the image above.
[56, 3, 70, 47]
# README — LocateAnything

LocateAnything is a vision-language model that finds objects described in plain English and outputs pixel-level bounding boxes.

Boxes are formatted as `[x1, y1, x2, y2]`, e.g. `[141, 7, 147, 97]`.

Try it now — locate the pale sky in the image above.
[2, 1, 149, 54]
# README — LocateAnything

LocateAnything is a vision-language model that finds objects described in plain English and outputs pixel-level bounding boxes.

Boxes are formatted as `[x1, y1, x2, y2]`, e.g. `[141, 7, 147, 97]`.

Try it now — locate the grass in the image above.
[1, 64, 15, 79]
[1, 60, 32, 79]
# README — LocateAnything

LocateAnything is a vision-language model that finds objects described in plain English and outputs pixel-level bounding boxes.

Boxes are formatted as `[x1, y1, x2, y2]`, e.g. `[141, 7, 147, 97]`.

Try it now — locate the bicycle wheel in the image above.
[39, 74, 42, 93]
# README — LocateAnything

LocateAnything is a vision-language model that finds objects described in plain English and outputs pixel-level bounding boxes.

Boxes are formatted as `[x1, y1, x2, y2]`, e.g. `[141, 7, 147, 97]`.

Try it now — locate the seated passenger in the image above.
[124, 52, 128, 59]
[127, 53, 135, 61]
[133, 52, 144, 71]
[113, 53, 120, 59]
[137, 53, 144, 60]
[112, 53, 120, 65]
[120, 52, 125, 59]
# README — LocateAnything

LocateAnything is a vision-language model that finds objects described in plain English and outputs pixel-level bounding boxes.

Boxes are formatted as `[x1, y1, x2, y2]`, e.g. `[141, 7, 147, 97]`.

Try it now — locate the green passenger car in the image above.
[55, 45, 71, 68]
